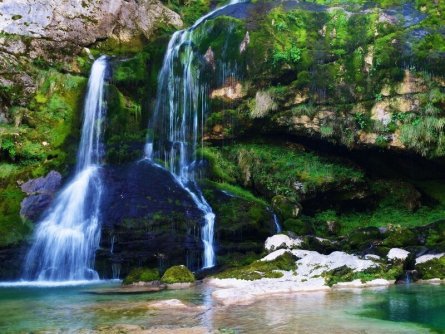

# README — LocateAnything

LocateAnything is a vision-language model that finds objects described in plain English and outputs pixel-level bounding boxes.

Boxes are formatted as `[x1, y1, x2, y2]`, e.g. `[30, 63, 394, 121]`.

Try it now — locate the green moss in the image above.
[272, 195, 300, 221]
[313, 178, 445, 236]
[197, 147, 238, 183]
[207, 181, 268, 206]
[160, 265, 195, 284]
[214, 252, 296, 280]
[0, 185, 32, 247]
[416, 257, 445, 280]
[323, 263, 404, 287]
[215, 142, 364, 201]
[382, 228, 417, 247]
[123, 267, 161, 285]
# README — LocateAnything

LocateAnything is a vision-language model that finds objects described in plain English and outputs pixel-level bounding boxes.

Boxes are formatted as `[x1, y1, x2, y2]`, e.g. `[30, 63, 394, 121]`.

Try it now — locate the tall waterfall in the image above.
[148, 1, 243, 269]
[24, 56, 108, 281]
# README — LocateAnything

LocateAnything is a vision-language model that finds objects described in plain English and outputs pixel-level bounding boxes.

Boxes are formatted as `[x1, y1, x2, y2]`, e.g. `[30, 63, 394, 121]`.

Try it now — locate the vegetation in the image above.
[123, 268, 161, 285]
[201, 142, 364, 202]
[214, 252, 296, 280]
[160, 265, 195, 284]
[323, 263, 404, 287]
[415, 257, 445, 280]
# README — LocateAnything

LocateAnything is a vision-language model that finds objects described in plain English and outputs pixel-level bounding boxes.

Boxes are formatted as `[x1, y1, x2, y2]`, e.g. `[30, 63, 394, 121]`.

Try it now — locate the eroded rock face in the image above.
[20, 171, 62, 221]
[0, 0, 183, 45]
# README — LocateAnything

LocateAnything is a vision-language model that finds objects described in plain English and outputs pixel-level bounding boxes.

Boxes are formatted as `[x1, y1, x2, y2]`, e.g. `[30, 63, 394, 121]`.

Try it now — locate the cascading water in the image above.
[148, 1, 244, 269]
[24, 56, 108, 281]
[273, 214, 282, 233]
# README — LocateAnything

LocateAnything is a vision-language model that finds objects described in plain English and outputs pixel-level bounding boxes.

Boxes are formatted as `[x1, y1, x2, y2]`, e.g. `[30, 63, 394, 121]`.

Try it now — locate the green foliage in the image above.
[197, 147, 238, 183]
[314, 179, 445, 235]
[415, 257, 445, 280]
[161, 0, 227, 26]
[323, 263, 404, 287]
[399, 87, 445, 157]
[161, 265, 195, 284]
[354, 112, 372, 130]
[214, 252, 296, 280]
[0, 185, 32, 247]
[123, 267, 161, 285]
[272, 45, 302, 66]
[218, 142, 364, 200]
[209, 182, 268, 206]
[0, 164, 18, 179]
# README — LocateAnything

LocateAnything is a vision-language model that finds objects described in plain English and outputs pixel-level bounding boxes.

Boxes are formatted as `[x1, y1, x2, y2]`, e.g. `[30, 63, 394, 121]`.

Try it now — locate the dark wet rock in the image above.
[347, 227, 383, 250]
[96, 160, 204, 278]
[303, 236, 339, 255]
[202, 184, 274, 266]
[19, 171, 62, 221]
[0, 245, 27, 280]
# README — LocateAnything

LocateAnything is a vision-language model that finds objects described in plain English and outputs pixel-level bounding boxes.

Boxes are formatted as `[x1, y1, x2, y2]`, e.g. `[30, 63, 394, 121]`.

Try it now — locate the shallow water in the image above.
[0, 282, 443, 333]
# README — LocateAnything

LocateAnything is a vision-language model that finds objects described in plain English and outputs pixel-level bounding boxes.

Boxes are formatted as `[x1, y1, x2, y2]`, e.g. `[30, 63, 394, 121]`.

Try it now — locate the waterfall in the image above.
[273, 214, 282, 233]
[24, 56, 108, 281]
[148, 1, 244, 269]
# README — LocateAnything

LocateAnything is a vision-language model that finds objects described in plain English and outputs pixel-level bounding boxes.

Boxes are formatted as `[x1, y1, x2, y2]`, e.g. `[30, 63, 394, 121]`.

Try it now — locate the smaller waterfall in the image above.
[273, 214, 282, 233]
[148, 0, 244, 269]
[24, 56, 108, 281]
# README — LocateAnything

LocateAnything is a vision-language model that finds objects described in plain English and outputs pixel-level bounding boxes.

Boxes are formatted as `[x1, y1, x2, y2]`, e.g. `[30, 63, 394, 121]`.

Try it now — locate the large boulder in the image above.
[161, 265, 195, 284]
[19, 171, 62, 221]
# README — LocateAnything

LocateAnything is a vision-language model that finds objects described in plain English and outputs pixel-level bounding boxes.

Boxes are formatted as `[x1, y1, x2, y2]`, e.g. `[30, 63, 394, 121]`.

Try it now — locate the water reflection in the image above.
[0, 283, 442, 333]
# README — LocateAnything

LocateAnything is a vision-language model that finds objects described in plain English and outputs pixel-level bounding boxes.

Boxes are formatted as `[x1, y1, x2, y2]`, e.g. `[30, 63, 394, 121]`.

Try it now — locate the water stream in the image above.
[24, 56, 109, 281]
[147, 1, 244, 269]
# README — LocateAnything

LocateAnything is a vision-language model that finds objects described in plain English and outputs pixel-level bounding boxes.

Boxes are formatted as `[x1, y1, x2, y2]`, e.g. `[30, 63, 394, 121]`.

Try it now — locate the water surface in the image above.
[0, 282, 444, 333]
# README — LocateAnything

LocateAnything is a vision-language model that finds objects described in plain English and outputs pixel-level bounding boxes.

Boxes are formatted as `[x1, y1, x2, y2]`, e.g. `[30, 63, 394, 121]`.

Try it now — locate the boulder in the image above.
[387, 248, 410, 261]
[264, 234, 302, 253]
[20, 170, 61, 195]
[19, 171, 62, 221]
[161, 265, 195, 284]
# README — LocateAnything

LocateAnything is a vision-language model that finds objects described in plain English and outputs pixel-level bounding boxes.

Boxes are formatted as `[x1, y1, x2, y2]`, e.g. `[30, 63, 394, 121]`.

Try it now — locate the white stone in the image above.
[210, 277, 329, 306]
[415, 253, 445, 265]
[264, 234, 302, 253]
[387, 248, 410, 261]
[292, 250, 377, 279]
[260, 249, 288, 262]
[333, 278, 393, 289]
[208, 249, 380, 306]
[364, 254, 381, 261]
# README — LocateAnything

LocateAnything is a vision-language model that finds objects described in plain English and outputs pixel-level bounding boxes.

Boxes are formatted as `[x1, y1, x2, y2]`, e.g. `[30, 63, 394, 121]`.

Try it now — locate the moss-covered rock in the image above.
[323, 263, 404, 287]
[214, 252, 297, 281]
[382, 227, 418, 248]
[161, 265, 195, 284]
[123, 267, 160, 285]
[415, 257, 445, 280]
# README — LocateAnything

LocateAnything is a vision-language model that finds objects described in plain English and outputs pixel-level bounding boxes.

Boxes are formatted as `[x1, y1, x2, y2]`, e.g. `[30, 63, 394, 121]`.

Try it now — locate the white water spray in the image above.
[148, 1, 244, 269]
[24, 56, 108, 281]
